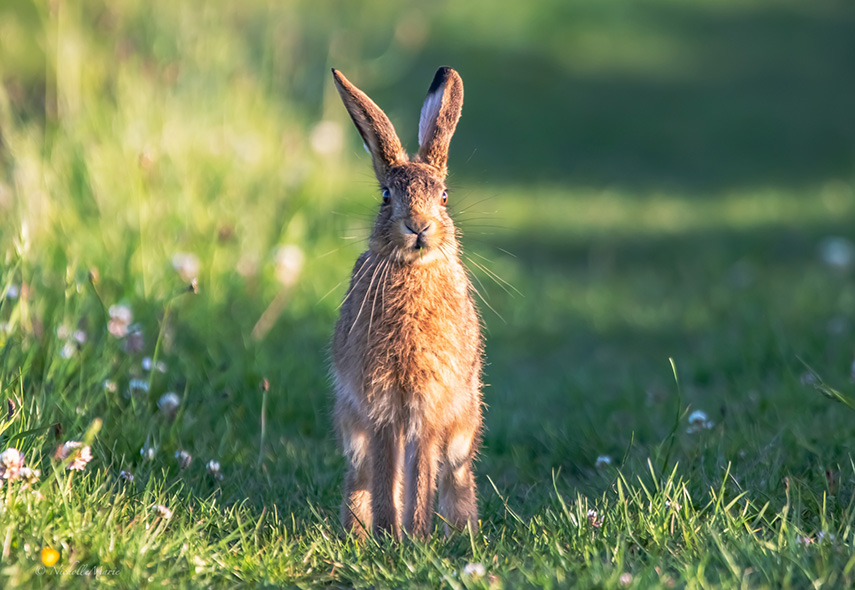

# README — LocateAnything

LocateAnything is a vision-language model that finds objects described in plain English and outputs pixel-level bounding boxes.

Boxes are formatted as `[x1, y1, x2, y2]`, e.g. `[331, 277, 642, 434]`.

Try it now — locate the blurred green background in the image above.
[1, 0, 855, 537]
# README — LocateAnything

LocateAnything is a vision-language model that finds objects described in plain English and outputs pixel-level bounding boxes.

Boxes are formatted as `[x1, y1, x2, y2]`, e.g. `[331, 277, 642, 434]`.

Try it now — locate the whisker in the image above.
[349, 258, 385, 335]
[317, 279, 345, 304]
[465, 255, 522, 298]
[366, 259, 388, 346]
[464, 264, 505, 325]
[337, 255, 373, 310]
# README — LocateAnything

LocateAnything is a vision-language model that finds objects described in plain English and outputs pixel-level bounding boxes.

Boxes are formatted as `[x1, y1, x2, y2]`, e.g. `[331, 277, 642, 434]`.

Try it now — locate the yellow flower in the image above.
[41, 547, 59, 567]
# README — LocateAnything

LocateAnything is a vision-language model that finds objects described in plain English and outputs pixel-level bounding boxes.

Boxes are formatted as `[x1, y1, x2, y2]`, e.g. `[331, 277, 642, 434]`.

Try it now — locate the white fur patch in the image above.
[446, 433, 472, 469]
[345, 429, 370, 469]
[418, 86, 444, 147]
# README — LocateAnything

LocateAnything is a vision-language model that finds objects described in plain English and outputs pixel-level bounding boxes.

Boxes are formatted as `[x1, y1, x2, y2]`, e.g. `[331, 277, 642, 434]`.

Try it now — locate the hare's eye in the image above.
[440, 190, 448, 206]
[381, 189, 390, 204]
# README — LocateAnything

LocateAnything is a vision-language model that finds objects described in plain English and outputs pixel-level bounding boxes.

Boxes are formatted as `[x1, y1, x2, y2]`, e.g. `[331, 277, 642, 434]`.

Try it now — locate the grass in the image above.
[1, 0, 855, 587]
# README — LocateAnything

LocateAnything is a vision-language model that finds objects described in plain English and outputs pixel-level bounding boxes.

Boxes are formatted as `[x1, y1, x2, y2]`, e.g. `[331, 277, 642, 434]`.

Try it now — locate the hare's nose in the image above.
[404, 220, 432, 236]
[403, 220, 432, 249]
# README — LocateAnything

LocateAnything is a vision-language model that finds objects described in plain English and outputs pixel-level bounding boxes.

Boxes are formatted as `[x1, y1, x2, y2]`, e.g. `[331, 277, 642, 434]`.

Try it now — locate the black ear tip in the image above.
[428, 67, 452, 94]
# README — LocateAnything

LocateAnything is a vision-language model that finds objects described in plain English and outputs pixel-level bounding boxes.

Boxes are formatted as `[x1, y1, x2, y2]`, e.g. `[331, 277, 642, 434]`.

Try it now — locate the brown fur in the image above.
[331, 68, 483, 539]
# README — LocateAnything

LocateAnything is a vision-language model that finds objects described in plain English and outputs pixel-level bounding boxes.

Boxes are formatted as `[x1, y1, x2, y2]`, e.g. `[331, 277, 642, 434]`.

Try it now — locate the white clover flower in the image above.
[153, 504, 173, 519]
[60, 342, 76, 359]
[0, 448, 26, 480]
[175, 450, 192, 469]
[128, 379, 150, 395]
[158, 392, 180, 415]
[595, 455, 612, 468]
[206, 460, 223, 480]
[192, 554, 207, 574]
[55, 441, 93, 471]
[18, 466, 40, 486]
[687, 410, 714, 433]
[108, 304, 133, 338]
[172, 252, 200, 282]
[273, 245, 305, 288]
[140, 443, 157, 461]
[462, 563, 486, 578]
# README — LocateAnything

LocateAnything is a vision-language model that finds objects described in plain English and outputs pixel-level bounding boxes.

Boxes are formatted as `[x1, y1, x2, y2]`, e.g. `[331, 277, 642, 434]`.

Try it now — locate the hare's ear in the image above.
[332, 69, 407, 179]
[417, 67, 463, 177]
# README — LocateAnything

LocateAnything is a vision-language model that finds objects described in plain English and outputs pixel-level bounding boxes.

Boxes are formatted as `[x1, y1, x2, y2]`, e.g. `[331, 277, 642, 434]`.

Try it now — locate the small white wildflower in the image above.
[797, 535, 813, 546]
[619, 572, 633, 586]
[687, 409, 714, 433]
[192, 554, 207, 574]
[587, 509, 603, 528]
[206, 460, 223, 480]
[816, 530, 835, 542]
[72, 330, 87, 344]
[153, 504, 173, 519]
[155, 361, 167, 373]
[158, 392, 180, 416]
[55, 441, 93, 471]
[128, 379, 150, 395]
[140, 443, 156, 461]
[107, 304, 133, 338]
[103, 380, 118, 393]
[172, 252, 200, 282]
[595, 455, 612, 468]
[56, 325, 71, 340]
[665, 500, 682, 511]
[273, 245, 305, 288]
[0, 448, 25, 480]
[18, 466, 40, 486]
[175, 450, 192, 469]
[142, 357, 152, 371]
[119, 470, 134, 482]
[462, 563, 486, 578]
[60, 342, 76, 359]
[5, 285, 19, 299]
[819, 236, 855, 270]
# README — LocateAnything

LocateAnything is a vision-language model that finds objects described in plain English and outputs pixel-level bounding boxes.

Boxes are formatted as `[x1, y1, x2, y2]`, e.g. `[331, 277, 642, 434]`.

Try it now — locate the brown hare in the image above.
[331, 67, 483, 540]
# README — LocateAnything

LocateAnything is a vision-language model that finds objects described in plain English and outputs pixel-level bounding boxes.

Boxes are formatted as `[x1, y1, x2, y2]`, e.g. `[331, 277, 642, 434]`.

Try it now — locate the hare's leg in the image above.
[438, 424, 479, 535]
[403, 434, 440, 538]
[370, 423, 403, 539]
[340, 421, 372, 538]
